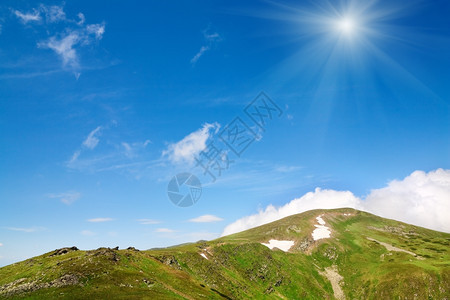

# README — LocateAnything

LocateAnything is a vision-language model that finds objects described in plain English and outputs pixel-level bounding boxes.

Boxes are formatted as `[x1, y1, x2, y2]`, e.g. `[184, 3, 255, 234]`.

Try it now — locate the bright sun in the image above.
[338, 18, 355, 35]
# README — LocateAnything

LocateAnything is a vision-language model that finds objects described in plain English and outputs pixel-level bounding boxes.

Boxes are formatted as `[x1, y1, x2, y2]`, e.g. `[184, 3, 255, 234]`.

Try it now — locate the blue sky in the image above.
[0, 0, 449, 266]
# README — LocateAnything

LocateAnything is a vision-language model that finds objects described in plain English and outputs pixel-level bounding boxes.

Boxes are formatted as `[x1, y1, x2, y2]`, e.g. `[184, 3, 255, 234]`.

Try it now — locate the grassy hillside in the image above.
[1, 208, 449, 299]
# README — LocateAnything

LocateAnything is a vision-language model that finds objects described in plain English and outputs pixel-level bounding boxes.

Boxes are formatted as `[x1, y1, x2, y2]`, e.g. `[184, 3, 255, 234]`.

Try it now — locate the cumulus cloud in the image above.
[47, 191, 81, 205]
[222, 169, 450, 236]
[222, 188, 361, 236]
[87, 218, 114, 223]
[137, 219, 160, 225]
[188, 215, 224, 223]
[364, 169, 450, 233]
[82, 126, 102, 149]
[190, 27, 222, 65]
[163, 122, 220, 165]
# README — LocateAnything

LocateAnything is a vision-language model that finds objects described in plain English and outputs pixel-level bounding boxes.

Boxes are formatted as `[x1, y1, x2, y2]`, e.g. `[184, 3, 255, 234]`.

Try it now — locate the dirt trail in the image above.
[367, 237, 417, 256]
[320, 265, 345, 300]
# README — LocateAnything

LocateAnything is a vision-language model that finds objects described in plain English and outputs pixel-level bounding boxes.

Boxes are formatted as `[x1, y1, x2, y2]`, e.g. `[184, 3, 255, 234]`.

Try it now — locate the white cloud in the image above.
[86, 23, 105, 40]
[0, 243, 3, 247]
[38, 33, 80, 68]
[13, 4, 106, 74]
[69, 150, 81, 164]
[6, 227, 45, 233]
[191, 46, 209, 64]
[155, 228, 176, 233]
[14, 9, 41, 23]
[122, 142, 132, 152]
[81, 230, 96, 236]
[40, 5, 66, 23]
[222, 188, 361, 236]
[82, 126, 102, 149]
[77, 13, 85, 25]
[87, 218, 114, 223]
[364, 169, 450, 233]
[14, 5, 66, 24]
[137, 219, 160, 225]
[222, 169, 450, 236]
[47, 191, 81, 205]
[190, 27, 221, 65]
[163, 122, 220, 165]
[189, 214, 224, 223]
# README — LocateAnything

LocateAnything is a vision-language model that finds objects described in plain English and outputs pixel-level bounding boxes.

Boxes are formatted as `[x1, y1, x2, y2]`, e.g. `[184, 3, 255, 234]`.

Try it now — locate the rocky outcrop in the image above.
[0, 274, 80, 297]
[49, 246, 79, 257]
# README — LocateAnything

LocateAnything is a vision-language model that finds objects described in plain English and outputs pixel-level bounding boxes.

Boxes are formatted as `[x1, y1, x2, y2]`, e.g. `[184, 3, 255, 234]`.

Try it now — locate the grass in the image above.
[0, 208, 449, 299]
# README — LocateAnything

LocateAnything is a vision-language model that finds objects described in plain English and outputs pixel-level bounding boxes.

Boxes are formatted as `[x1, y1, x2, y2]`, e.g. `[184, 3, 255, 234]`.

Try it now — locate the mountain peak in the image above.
[1, 208, 449, 299]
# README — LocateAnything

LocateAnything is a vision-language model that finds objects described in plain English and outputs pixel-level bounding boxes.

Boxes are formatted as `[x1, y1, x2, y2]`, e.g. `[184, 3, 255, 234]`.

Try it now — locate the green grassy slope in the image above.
[1, 208, 449, 299]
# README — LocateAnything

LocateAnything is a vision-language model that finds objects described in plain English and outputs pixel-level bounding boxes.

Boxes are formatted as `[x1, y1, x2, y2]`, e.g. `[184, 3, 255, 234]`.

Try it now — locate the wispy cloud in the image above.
[155, 228, 176, 233]
[13, 9, 41, 23]
[188, 215, 223, 223]
[190, 27, 222, 65]
[82, 126, 102, 149]
[77, 13, 85, 25]
[86, 24, 105, 39]
[67, 126, 103, 167]
[13, 4, 66, 24]
[0, 243, 3, 247]
[47, 191, 81, 205]
[81, 230, 96, 236]
[41, 5, 66, 23]
[39, 33, 80, 69]
[191, 46, 209, 64]
[87, 218, 114, 223]
[13, 4, 106, 76]
[6, 226, 45, 233]
[122, 140, 151, 158]
[163, 122, 220, 165]
[137, 219, 160, 225]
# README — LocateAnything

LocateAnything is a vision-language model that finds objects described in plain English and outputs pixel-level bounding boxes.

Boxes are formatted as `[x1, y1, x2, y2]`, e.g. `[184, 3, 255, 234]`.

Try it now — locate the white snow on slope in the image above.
[200, 253, 208, 260]
[261, 239, 294, 252]
[312, 215, 331, 240]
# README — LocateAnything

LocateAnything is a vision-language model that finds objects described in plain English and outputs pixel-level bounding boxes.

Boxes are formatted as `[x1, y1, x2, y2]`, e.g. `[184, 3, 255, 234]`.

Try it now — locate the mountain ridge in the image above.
[1, 208, 449, 299]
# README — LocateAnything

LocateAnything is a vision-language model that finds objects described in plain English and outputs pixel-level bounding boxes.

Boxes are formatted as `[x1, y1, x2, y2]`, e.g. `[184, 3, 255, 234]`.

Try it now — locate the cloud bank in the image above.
[222, 169, 450, 236]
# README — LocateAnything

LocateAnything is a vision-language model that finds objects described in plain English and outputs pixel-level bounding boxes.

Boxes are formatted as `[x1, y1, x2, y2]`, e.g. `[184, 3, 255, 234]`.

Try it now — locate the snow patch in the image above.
[200, 253, 208, 260]
[261, 239, 294, 252]
[312, 215, 331, 240]
[316, 216, 326, 225]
